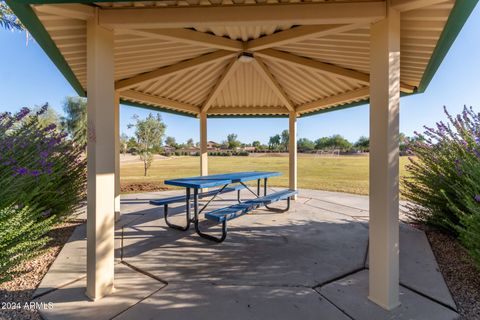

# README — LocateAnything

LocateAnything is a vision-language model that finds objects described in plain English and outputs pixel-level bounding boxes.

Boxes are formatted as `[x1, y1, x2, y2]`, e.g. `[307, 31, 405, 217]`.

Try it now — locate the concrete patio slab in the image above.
[35, 263, 166, 320]
[36, 189, 457, 320]
[364, 223, 456, 310]
[114, 283, 351, 320]
[34, 223, 87, 298]
[121, 200, 368, 287]
[294, 189, 370, 211]
[303, 198, 369, 219]
[319, 270, 458, 320]
[398, 224, 456, 309]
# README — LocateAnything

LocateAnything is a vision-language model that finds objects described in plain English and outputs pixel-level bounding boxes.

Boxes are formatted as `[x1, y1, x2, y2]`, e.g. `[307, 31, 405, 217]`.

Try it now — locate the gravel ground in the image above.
[0, 220, 83, 320]
[426, 229, 480, 320]
[120, 182, 169, 193]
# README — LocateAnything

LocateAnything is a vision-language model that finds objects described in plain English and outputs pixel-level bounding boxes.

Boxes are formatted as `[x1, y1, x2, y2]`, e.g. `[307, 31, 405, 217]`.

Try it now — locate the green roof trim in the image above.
[6, 0, 86, 97]
[7, 0, 478, 118]
[417, 0, 478, 93]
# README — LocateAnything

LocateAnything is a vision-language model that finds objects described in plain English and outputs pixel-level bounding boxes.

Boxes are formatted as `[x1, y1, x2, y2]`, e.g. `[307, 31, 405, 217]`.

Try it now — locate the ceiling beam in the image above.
[33, 4, 94, 20]
[251, 57, 295, 112]
[99, 2, 386, 29]
[201, 57, 240, 113]
[116, 28, 243, 52]
[207, 107, 289, 115]
[256, 49, 370, 84]
[256, 49, 417, 93]
[390, 0, 449, 12]
[246, 24, 363, 51]
[297, 87, 370, 114]
[121, 90, 200, 115]
[115, 50, 236, 91]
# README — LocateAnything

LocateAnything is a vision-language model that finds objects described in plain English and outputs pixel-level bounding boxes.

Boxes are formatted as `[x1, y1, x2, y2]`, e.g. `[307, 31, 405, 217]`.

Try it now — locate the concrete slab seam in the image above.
[363, 241, 369, 268]
[32, 275, 87, 300]
[109, 285, 166, 320]
[312, 267, 367, 290]
[313, 288, 356, 320]
[399, 282, 458, 313]
[302, 202, 357, 220]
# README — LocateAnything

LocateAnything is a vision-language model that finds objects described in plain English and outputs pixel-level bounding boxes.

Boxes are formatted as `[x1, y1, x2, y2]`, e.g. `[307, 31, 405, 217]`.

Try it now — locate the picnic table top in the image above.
[164, 171, 281, 189]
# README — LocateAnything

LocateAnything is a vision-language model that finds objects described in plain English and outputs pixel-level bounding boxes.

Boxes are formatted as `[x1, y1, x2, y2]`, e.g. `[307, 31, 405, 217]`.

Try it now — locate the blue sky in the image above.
[1, 6, 479, 144]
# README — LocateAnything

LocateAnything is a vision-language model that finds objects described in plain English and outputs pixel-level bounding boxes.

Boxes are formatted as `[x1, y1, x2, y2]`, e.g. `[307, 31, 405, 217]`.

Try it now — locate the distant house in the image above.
[207, 141, 220, 150]
[239, 146, 256, 152]
[178, 146, 200, 155]
[163, 145, 176, 153]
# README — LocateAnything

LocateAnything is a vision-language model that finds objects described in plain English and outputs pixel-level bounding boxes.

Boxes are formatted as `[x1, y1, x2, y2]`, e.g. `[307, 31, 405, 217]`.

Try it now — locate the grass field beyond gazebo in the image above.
[120, 155, 411, 195]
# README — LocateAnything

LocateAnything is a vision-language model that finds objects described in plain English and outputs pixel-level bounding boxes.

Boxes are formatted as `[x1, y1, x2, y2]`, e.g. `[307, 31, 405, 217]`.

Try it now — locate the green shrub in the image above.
[0, 106, 86, 282]
[0, 204, 54, 282]
[403, 106, 480, 267]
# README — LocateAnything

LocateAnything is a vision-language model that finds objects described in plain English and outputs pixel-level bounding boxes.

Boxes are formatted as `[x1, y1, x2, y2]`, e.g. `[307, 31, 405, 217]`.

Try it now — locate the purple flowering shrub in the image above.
[0, 105, 86, 281]
[403, 106, 480, 267]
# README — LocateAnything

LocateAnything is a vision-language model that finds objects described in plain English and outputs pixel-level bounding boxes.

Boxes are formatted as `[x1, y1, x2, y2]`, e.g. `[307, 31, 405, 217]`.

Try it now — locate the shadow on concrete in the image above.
[116, 204, 369, 288]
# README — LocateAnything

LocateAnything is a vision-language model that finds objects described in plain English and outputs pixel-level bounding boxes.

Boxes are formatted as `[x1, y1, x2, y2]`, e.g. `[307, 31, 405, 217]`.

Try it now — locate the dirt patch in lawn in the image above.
[121, 181, 169, 193]
[0, 220, 83, 320]
[425, 229, 480, 319]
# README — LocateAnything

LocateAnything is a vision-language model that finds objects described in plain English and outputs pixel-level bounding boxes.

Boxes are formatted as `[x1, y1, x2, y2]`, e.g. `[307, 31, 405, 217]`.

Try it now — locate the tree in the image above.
[314, 137, 329, 150]
[186, 138, 194, 148]
[399, 132, 409, 154]
[28, 104, 60, 129]
[281, 129, 289, 151]
[297, 138, 315, 152]
[127, 137, 138, 153]
[315, 135, 351, 151]
[354, 136, 369, 152]
[0, 2, 23, 31]
[20, 104, 60, 130]
[329, 134, 352, 150]
[227, 133, 241, 150]
[268, 134, 281, 150]
[120, 133, 129, 156]
[252, 141, 261, 148]
[138, 151, 154, 177]
[129, 113, 166, 176]
[165, 136, 177, 148]
[61, 96, 87, 148]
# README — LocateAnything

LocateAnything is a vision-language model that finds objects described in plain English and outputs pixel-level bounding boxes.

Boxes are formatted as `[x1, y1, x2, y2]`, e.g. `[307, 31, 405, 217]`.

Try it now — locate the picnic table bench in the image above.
[150, 171, 297, 242]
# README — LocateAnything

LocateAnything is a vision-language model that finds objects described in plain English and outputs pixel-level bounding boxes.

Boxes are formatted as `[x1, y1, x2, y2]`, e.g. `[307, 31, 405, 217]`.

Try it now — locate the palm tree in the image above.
[0, 2, 23, 31]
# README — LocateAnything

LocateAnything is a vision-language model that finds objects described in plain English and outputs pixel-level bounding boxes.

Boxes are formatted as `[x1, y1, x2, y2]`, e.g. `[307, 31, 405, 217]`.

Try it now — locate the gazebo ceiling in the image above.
[8, 0, 475, 117]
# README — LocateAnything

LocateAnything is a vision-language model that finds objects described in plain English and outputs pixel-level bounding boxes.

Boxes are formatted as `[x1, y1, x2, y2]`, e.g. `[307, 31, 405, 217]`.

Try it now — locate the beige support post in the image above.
[86, 11, 115, 301]
[289, 111, 298, 200]
[200, 112, 208, 176]
[368, 5, 401, 310]
[114, 93, 120, 222]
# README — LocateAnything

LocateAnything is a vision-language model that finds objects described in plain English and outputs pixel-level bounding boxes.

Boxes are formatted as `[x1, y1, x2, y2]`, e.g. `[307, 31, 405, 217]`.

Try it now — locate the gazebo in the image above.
[7, 0, 477, 311]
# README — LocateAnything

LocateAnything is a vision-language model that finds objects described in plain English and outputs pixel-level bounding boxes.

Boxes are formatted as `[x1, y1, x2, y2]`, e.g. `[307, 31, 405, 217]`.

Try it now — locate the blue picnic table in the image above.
[150, 171, 297, 242]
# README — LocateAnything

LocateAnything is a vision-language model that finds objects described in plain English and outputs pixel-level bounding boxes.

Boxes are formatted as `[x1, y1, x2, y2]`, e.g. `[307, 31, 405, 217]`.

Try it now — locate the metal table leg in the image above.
[264, 177, 268, 196]
[264, 177, 291, 212]
[163, 187, 191, 231]
[194, 187, 227, 243]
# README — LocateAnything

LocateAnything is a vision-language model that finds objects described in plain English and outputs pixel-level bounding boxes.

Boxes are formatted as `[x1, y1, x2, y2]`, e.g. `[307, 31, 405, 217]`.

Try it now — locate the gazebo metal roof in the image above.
[7, 0, 477, 118]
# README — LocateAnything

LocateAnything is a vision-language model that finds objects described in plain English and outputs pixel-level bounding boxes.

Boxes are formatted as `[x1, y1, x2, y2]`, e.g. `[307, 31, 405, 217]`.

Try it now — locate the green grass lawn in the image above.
[121, 154, 411, 195]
